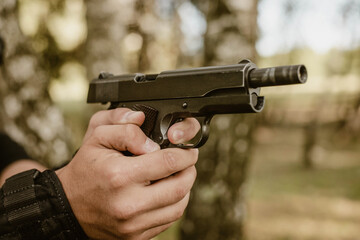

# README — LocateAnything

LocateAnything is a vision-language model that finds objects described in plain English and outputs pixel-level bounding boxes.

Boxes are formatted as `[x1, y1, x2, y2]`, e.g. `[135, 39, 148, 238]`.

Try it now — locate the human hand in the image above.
[56, 108, 200, 240]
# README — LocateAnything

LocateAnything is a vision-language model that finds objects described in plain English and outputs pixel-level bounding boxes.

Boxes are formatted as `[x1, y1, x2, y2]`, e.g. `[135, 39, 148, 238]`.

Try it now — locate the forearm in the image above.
[0, 159, 47, 186]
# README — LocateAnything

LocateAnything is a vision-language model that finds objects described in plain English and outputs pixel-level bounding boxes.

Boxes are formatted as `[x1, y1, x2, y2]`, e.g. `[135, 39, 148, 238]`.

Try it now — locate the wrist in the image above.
[0, 169, 88, 239]
[55, 164, 89, 236]
[0, 159, 47, 186]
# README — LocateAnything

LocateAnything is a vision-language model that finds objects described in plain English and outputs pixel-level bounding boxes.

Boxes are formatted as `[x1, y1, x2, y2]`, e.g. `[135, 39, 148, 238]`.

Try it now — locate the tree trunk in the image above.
[84, 0, 181, 79]
[180, 1, 259, 239]
[84, 0, 135, 80]
[0, 0, 71, 166]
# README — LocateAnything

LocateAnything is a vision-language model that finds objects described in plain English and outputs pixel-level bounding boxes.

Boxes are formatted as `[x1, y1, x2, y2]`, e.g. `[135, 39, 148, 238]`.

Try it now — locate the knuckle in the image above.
[114, 203, 138, 220]
[152, 188, 166, 206]
[189, 165, 197, 179]
[92, 125, 105, 136]
[112, 108, 129, 121]
[174, 207, 185, 220]
[172, 195, 189, 221]
[173, 185, 187, 201]
[89, 110, 105, 128]
[190, 149, 199, 163]
[163, 151, 178, 172]
[107, 168, 129, 189]
[91, 125, 107, 142]
[125, 124, 139, 142]
[126, 163, 144, 184]
[117, 222, 137, 237]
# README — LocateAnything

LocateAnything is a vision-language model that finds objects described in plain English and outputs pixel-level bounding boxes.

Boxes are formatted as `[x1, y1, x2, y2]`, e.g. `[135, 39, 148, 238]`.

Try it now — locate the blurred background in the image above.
[0, 0, 359, 239]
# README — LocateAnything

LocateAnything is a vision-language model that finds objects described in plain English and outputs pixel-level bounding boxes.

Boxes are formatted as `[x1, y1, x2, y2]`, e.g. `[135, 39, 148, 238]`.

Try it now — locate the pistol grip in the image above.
[118, 104, 158, 156]
[130, 104, 159, 138]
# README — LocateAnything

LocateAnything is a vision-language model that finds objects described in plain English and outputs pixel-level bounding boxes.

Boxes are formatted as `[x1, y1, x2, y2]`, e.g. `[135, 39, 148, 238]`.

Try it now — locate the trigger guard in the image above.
[174, 116, 213, 149]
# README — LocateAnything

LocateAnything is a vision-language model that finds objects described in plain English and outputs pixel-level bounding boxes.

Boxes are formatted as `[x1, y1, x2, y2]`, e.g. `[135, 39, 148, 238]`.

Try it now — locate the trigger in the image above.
[131, 104, 158, 137]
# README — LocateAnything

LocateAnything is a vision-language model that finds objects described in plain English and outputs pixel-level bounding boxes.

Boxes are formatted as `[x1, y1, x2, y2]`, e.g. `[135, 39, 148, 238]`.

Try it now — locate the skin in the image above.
[0, 159, 46, 185]
[0, 108, 200, 240]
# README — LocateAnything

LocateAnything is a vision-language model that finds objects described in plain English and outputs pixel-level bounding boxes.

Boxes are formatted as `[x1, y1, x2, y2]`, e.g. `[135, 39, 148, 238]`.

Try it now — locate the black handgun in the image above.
[87, 59, 307, 148]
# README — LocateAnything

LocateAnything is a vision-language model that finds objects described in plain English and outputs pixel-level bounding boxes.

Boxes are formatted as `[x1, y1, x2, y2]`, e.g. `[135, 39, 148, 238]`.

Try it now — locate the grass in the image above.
[156, 125, 360, 240]
[247, 126, 360, 240]
[247, 196, 360, 240]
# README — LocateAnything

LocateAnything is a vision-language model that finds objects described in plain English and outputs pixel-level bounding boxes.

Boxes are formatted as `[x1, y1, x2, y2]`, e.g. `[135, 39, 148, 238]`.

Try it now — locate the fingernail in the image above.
[144, 138, 160, 153]
[125, 111, 143, 121]
[173, 130, 184, 142]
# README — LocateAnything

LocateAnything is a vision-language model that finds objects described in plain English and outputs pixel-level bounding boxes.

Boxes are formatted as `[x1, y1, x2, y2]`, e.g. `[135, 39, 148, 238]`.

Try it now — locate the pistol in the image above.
[87, 59, 307, 148]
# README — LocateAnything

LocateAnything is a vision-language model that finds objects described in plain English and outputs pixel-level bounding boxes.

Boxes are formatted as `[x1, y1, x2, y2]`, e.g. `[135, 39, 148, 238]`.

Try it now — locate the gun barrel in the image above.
[249, 65, 307, 88]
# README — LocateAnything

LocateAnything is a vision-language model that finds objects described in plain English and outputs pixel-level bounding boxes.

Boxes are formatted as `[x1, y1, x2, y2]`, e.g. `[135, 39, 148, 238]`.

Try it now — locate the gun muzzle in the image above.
[248, 65, 307, 88]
